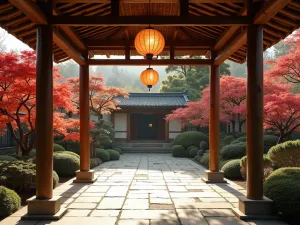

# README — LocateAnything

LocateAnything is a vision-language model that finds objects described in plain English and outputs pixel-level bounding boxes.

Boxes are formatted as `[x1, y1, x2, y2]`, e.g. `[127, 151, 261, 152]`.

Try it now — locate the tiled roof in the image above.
[117, 91, 189, 108]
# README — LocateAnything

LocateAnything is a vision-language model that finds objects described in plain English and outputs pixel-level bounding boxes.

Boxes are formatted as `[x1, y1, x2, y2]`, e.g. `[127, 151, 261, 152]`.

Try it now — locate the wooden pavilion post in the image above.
[74, 51, 95, 183]
[23, 0, 67, 219]
[203, 52, 225, 183]
[233, 0, 274, 219]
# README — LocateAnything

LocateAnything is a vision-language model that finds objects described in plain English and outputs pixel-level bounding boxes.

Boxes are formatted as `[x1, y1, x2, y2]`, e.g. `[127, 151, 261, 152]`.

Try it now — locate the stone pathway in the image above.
[1, 153, 288, 225]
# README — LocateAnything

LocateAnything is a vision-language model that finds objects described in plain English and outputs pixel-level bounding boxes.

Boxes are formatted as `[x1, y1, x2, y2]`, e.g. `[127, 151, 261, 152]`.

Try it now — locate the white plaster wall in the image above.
[90, 114, 98, 122]
[169, 132, 180, 139]
[114, 113, 127, 131]
[115, 132, 127, 139]
[169, 120, 181, 132]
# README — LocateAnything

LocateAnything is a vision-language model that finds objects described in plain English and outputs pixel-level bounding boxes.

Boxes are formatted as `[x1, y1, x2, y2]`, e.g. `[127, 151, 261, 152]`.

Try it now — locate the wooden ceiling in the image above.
[0, 0, 299, 64]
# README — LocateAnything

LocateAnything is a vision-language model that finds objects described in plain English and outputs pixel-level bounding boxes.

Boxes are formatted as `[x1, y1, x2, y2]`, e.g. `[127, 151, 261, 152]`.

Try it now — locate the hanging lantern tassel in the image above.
[140, 68, 159, 91]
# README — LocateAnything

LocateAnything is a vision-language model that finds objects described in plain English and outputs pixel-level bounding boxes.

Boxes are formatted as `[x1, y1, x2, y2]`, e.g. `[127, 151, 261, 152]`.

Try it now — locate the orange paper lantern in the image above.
[140, 68, 159, 91]
[134, 28, 165, 60]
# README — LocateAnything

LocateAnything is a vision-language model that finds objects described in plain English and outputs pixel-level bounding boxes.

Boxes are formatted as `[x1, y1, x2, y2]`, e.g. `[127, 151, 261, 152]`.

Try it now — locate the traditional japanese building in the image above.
[110, 91, 189, 142]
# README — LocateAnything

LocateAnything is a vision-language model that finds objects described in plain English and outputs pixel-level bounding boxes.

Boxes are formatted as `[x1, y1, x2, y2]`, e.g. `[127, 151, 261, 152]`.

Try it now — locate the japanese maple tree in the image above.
[265, 30, 300, 83]
[68, 75, 129, 120]
[0, 51, 76, 156]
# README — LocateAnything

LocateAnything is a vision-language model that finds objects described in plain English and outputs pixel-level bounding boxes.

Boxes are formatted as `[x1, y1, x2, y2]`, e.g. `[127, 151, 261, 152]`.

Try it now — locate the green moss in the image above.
[173, 131, 208, 149]
[189, 147, 199, 158]
[53, 153, 80, 177]
[172, 145, 187, 157]
[95, 148, 110, 162]
[106, 149, 120, 161]
[220, 142, 246, 160]
[221, 159, 242, 179]
[53, 143, 65, 152]
[264, 167, 300, 216]
[0, 186, 21, 217]
[0, 155, 17, 162]
[268, 140, 300, 167]
[199, 141, 208, 150]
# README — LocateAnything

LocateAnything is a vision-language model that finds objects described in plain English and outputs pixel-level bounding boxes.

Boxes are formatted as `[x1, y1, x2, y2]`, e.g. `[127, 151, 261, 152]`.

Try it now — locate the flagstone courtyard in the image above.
[1, 153, 288, 225]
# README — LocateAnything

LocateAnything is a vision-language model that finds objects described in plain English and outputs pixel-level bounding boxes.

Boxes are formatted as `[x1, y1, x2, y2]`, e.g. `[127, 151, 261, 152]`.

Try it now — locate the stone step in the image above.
[122, 148, 172, 153]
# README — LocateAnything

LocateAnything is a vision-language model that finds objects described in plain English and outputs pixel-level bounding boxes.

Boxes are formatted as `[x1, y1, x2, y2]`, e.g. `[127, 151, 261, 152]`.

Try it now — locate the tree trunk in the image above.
[277, 130, 285, 144]
[98, 114, 103, 120]
[231, 120, 236, 135]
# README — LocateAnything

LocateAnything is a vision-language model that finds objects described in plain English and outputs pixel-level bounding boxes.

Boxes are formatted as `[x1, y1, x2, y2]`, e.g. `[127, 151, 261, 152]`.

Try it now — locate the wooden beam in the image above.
[50, 16, 250, 26]
[9, 0, 47, 24]
[180, 0, 189, 16]
[54, 0, 244, 3]
[53, 7, 86, 51]
[85, 39, 215, 48]
[88, 59, 212, 66]
[214, 0, 291, 65]
[53, 29, 86, 65]
[111, 0, 119, 16]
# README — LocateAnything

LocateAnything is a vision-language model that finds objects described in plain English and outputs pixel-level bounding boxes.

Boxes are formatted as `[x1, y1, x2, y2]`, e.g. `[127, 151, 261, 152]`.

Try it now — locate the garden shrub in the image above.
[220, 142, 246, 160]
[0, 155, 17, 162]
[53, 153, 80, 177]
[53, 143, 65, 152]
[235, 132, 246, 138]
[186, 146, 196, 154]
[62, 151, 80, 159]
[199, 153, 209, 168]
[263, 134, 279, 153]
[221, 159, 242, 179]
[57, 140, 80, 155]
[264, 167, 300, 216]
[29, 149, 36, 157]
[0, 161, 58, 191]
[173, 131, 208, 149]
[90, 158, 102, 168]
[0, 186, 21, 217]
[189, 147, 199, 158]
[113, 147, 123, 155]
[268, 140, 300, 168]
[197, 149, 204, 157]
[240, 155, 272, 169]
[106, 149, 120, 161]
[223, 135, 235, 145]
[172, 145, 187, 157]
[219, 159, 231, 169]
[95, 148, 110, 162]
[194, 156, 201, 162]
[199, 141, 208, 150]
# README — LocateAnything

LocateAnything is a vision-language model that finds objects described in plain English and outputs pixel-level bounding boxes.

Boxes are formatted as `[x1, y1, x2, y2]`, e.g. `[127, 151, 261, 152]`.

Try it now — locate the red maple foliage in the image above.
[0, 51, 77, 156]
[68, 75, 129, 120]
[265, 30, 300, 83]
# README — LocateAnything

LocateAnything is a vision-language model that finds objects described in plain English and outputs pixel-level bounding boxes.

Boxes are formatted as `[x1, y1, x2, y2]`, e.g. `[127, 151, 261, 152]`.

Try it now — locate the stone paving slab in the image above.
[1, 153, 290, 225]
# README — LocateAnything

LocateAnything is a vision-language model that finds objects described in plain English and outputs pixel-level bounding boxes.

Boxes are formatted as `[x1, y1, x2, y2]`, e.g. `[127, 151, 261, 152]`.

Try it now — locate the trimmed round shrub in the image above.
[0, 161, 58, 191]
[194, 156, 201, 162]
[90, 158, 102, 168]
[197, 149, 204, 157]
[189, 147, 199, 158]
[95, 148, 110, 162]
[240, 155, 272, 180]
[199, 153, 209, 168]
[0, 155, 17, 162]
[199, 141, 208, 150]
[106, 149, 120, 161]
[173, 131, 208, 149]
[57, 140, 80, 155]
[221, 159, 242, 179]
[223, 135, 235, 145]
[29, 149, 36, 157]
[220, 159, 231, 169]
[113, 147, 123, 155]
[264, 134, 279, 153]
[0, 186, 21, 217]
[53, 143, 65, 152]
[186, 146, 196, 154]
[220, 142, 246, 160]
[264, 167, 300, 216]
[53, 153, 80, 177]
[235, 132, 246, 138]
[268, 140, 300, 168]
[172, 145, 187, 157]
[63, 151, 80, 159]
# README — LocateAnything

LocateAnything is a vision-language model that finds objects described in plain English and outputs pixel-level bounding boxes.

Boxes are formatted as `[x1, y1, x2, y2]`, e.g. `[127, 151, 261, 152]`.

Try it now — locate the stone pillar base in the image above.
[232, 196, 277, 220]
[201, 170, 227, 183]
[22, 196, 67, 220]
[73, 170, 96, 183]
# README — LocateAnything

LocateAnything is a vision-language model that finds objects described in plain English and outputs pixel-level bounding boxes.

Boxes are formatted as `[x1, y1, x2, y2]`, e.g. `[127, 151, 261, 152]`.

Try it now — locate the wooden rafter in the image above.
[53, 0, 244, 3]
[88, 59, 213, 66]
[50, 16, 250, 26]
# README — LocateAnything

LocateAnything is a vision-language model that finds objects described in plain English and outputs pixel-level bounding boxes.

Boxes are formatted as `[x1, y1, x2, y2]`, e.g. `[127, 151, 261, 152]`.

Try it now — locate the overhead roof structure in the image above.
[116, 91, 189, 108]
[0, 0, 299, 65]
